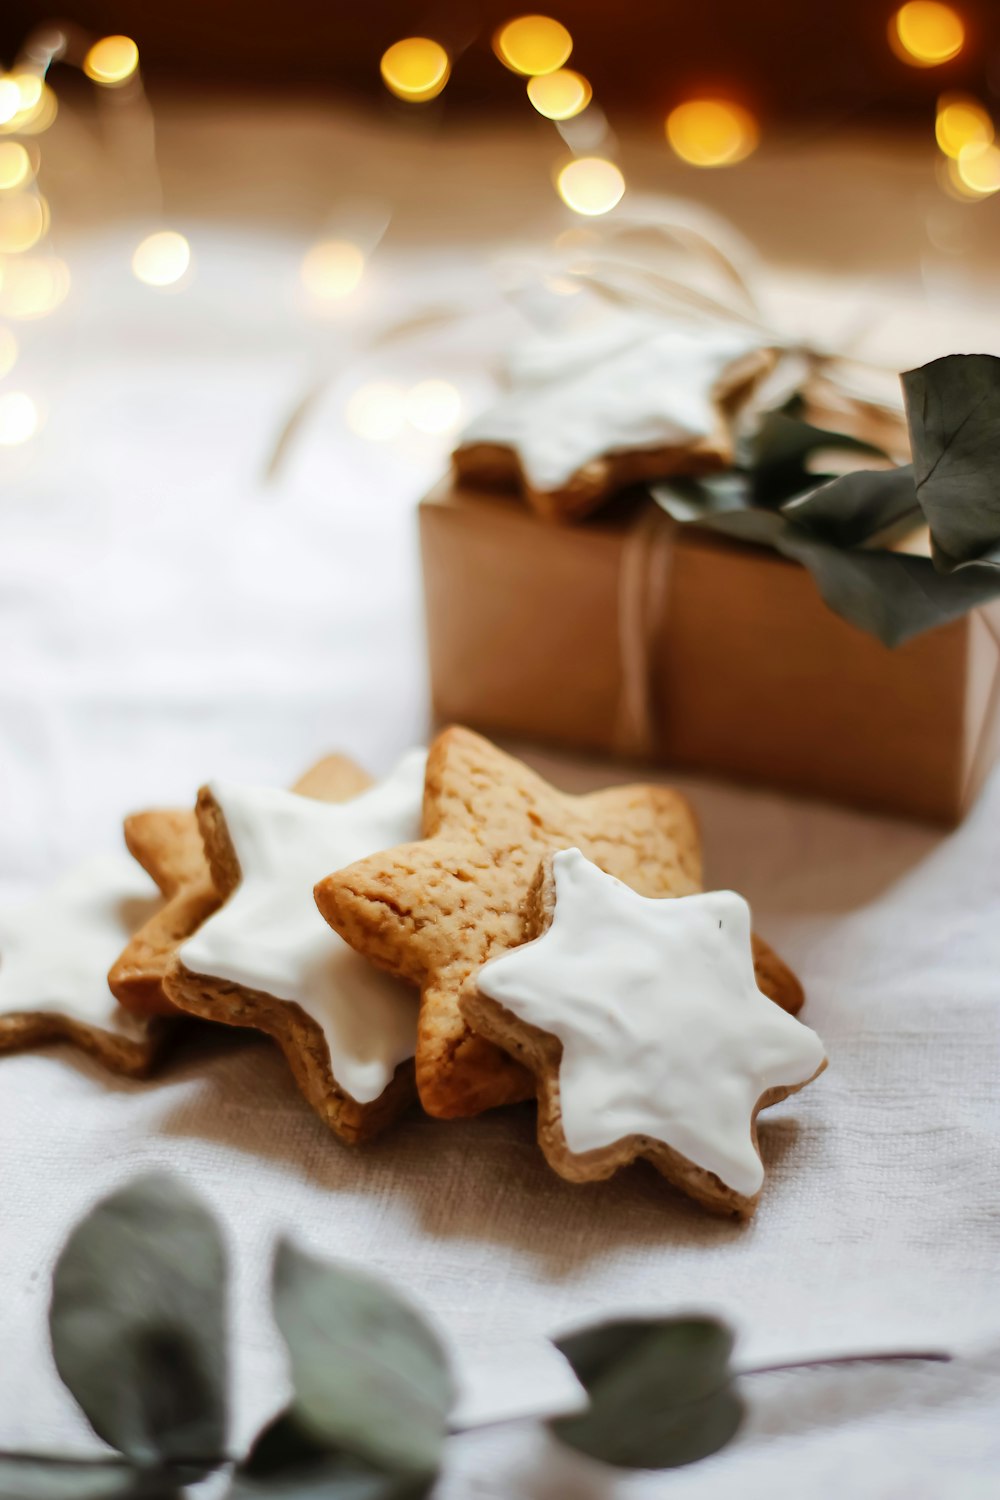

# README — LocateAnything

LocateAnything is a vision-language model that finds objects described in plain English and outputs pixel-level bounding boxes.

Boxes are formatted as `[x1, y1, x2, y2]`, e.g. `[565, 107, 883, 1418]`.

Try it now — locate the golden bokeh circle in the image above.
[666, 99, 759, 167]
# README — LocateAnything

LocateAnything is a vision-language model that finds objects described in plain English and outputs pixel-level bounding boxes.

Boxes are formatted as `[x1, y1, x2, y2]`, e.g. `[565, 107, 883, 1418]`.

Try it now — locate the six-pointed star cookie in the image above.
[453, 317, 771, 521]
[315, 726, 802, 1120]
[110, 754, 373, 1017]
[165, 749, 426, 1144]
[462, 849, 826, 1217]
[0, 854, 173, 1077]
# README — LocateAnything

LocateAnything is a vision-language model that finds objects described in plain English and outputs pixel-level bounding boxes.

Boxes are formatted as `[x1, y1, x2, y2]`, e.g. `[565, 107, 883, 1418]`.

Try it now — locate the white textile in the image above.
[0, 221, 998, 1500]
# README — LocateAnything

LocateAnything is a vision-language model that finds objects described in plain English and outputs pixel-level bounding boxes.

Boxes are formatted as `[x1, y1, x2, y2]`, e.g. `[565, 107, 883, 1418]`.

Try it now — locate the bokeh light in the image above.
[345, 382, 406, 441]
[83, 35, 140, 85]
[301, 240, 365, 301]
[0, 391, 39, 445]
[13, 75, 42, 113]
[666, 100, 759, 167]
[132, 231, 191, 287]
[0, 142, 32, 190]
[0, 255, 70, 318]
[0, 325, 17, 376]
[935, 95, 993, 158]
[889, 3, 964, 67]
[0, 77, 20, 126]
[2, 81, 58, 135]
[405, 379, 462, 435]
[527, 69, 592, 120]
[0, 193, 49, 253]
[494, 16, 572, 76]
[380, 38, 451, 102]
[953, 141, 1000, 196]
[555, 157, 625, 216]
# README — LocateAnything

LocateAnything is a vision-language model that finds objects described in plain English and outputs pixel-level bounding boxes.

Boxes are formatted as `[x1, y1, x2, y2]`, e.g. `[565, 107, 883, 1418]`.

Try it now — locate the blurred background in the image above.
[0, 3, 998, 890]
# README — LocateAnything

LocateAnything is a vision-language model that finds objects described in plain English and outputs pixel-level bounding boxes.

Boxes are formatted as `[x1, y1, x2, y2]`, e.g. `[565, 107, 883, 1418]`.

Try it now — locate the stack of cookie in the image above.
[0, 727, 825, 1217]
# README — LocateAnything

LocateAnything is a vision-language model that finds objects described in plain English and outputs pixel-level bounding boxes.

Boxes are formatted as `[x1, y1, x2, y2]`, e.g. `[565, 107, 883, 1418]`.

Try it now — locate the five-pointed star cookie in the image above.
[453, 317, 771, 521]
[315, 726, 802, 1121]
[462, 849, 826, 1217]
[165, 749, 427, 1144]
[0, 853, 173, 1077]
[110, 754, 373, 1017]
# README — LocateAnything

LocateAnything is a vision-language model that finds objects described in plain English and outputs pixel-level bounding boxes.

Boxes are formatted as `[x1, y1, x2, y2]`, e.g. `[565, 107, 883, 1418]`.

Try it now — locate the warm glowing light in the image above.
[935, 94, 993, 158]
[666, 99, 759, 167]
[953, 141, 1000, 196]
[0, 77, 20, 126]
[132, 230, 191, 287]
[0, 142, 32, 190]
[0, 391, 39, 445]
[405, 379, 462, 435]
[84, 35, 140, 85]
[14, 75, 42, 112]
[3, 82, 58, 135]
[494, 16, 572, 76]
[345, 382, 406, 441]
[380, 38, 450, 102]
[555, 157, 625, 216]
[0, 255, 70, 318]
[0, 325, 17, 376]
[0, 193, 48, 253]
[890, 3, 964, 67]
[527, 68, 591, 120]
[301, 240, 365, 301]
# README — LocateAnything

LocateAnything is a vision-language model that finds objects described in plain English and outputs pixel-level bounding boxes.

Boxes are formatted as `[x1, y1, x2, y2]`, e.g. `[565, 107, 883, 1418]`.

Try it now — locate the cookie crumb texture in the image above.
[318, 727, 704, 1118]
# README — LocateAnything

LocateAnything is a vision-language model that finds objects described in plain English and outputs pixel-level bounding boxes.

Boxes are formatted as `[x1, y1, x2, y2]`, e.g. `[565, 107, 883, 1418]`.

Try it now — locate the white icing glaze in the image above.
[178, 748, 426, 1105]
[460, 318, 759, 490]
[476, 848, 825, 1197]
[0, 853, 161, 1039]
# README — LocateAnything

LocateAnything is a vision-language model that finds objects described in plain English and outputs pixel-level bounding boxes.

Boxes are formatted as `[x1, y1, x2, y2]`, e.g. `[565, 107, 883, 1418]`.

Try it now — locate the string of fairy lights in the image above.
[0, 4, 996, 451]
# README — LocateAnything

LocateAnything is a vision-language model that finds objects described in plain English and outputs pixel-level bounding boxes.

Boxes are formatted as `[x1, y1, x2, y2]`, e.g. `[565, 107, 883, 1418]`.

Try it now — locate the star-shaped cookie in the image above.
[462, 849, 826, 1216]
[165, 749, 427, 1144]
[110, 754, 373, 1017]
[315, 726, 802, 1120]
[453, 317, 771, 521]
[0, 854, 173, 1077]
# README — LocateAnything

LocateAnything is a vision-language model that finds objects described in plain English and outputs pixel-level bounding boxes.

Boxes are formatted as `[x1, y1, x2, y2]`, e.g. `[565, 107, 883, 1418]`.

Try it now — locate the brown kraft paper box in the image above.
[418, 479, 1000, 824]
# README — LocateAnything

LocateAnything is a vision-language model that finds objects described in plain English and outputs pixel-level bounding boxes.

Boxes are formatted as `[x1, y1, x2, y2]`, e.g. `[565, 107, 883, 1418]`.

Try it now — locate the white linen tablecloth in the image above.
[1, 204, 999, 1499]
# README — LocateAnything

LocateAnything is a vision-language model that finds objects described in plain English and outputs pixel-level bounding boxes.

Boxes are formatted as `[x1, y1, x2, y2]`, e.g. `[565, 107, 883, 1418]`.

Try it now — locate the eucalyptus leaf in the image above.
[0, 1457, 177, 1500]
[745, 410, 889, 508]
[271, 1241, 454, 1480]
[49, 1174, 228, 1477]
[231, 1415, 433, 1500]
[550, 1316, 742, 1470]
[903, 353, 1000, 571]
[651, 353, 1000, 645]
[784, 465, 919, 548]
[653, 479, 1000, 647]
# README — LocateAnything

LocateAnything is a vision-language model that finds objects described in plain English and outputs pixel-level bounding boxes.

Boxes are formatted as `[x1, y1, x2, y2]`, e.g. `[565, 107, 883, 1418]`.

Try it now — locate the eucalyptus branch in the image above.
[739, 1349, 952, 1378]
[10, 1175, 962, 1493]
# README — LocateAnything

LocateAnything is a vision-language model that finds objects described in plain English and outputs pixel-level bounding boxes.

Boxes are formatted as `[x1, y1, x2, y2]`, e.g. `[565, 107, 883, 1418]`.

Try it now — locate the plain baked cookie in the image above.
[461, 849, 826, 1217]
[315, 726, 803, 1121]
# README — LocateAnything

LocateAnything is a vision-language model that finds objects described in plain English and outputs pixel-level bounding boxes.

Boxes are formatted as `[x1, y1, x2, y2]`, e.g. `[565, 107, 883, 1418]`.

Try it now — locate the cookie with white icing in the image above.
[316, 726, 803, 1122]
[461, 848, 826, 1217]
[110, 755, 373, 1017]
[0, 854, 173, 1077]
[165, 750, 427, 1144]
[453, 319, 772, 522]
